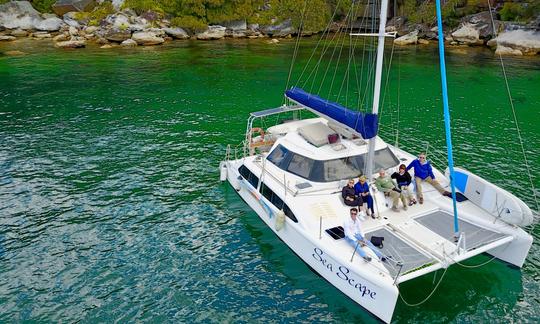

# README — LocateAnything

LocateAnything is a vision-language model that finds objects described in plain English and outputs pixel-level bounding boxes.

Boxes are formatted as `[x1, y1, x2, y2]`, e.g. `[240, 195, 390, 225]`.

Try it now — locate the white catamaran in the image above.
[219, 1, 535, 322]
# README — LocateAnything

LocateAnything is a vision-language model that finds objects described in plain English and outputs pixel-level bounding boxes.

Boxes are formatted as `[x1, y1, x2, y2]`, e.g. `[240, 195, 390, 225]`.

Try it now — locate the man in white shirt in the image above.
[344, 208, 386, 262]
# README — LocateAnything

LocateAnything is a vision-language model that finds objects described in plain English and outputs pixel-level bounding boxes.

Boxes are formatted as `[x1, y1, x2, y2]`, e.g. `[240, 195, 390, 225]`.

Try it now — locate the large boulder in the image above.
[0, 1, 42, 30]
[0, 35, 17, 41]
[62, 12, 84, 28]
[163, 27, 189, 39]
[120, 38, 137, 47]
[52, 0, 96, 17]
[261, 19, 295, 37]
[104, 28, 131, 42]
[495, 45, 523, 56]
[451, 23, 483, 45]
[55, 39, 86, 48]
[10, 29, 29, 37]
[460, 11, 503, 39]
[131, 31, 164, 45]
[222, 20, 247, 37]
[196, 25, 226, 40]
[394, 30, 418, 45]
[493, 30, 540, 55]
[35, 17, 64, 31]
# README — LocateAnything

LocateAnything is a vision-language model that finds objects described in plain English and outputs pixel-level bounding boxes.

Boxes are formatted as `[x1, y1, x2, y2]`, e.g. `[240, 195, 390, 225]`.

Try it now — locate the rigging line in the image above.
[355, 1, 372, 111]
[395, 54, 401, 148]
[295, 0, 344, 87]
[316, 3, 356, 94]
[328, 20, 350, 100]
[487, 0, 540, 216]
[306, 1, 348, 92]
[378, 40, 396, 131]
[283, 0, 308, 99]
[398, 265, 449, 307]
[303, 0, 349, 91]
[337, 2, 357, 104]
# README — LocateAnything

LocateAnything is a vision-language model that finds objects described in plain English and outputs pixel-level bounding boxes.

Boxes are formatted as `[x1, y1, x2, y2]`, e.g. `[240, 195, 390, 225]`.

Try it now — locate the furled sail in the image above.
[285, 87, 378, 139]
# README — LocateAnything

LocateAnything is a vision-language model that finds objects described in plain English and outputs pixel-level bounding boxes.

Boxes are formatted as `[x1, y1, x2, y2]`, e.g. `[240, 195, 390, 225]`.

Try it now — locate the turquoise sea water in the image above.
[0, 39, 539, 322]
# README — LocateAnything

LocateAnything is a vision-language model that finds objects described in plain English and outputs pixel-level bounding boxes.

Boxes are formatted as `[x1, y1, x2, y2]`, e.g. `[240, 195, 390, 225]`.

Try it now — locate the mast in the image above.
[435, 0, 460, 238]
[365, 0, 389, 180]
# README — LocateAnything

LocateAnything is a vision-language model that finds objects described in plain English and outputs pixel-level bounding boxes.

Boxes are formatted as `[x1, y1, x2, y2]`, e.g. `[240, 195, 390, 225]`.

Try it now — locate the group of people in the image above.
[341, 153, 452, 214]
[341, 153, 452, 262]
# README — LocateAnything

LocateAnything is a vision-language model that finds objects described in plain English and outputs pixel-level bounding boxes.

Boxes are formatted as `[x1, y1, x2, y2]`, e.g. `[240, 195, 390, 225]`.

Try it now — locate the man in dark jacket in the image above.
[406, 153, 450, 204]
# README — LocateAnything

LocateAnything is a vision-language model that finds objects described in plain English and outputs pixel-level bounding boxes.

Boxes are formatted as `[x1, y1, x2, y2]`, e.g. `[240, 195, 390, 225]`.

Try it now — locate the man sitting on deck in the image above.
[344, 208, 386, 263]
[406, 153, 451, 204]
[375, 169, 402, 212]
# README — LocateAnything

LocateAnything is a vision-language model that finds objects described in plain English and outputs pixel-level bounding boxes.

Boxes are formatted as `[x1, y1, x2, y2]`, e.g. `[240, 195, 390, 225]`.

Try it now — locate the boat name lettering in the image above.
[312, 247, 376, 299]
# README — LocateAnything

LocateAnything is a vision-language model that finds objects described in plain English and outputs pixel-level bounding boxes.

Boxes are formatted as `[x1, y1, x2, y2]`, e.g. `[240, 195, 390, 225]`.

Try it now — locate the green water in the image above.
[0, 39, 539, 322]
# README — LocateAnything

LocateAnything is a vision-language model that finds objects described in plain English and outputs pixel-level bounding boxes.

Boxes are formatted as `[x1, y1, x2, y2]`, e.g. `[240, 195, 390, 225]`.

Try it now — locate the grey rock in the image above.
[32, 32, 52, 39]
[10, 29, 29, 37]
[105, 28, 132, 42]
[451, 23, 483, 45]
[0, 1, 42, 30]
[163, 27, 189, 39]
[394, 30, 418, 45]
[261, 19, 295, 37]
[493, 30, 540, 55]
[222, 20, 247, 31]
[132, 31, 164, 45]
[120, 38, 137, 47]
[495, 45, 523, 56]
[35, 17, 64, 31]
[0, 35, 16, 41]
[196, 25, 226, 40]
[55, 39, 86, 48]
[63, 12, 82, 28]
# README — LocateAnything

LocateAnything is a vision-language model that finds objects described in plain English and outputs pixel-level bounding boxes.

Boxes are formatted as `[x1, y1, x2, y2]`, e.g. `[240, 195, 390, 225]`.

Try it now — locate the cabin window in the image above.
[287, 154, 314, 179]
[373, 147, 400, 171]
[260, 182, 298, 223]
[238, 165, 259, 188]
[267, 144, 289, 168]
[267, 144, 399, 182]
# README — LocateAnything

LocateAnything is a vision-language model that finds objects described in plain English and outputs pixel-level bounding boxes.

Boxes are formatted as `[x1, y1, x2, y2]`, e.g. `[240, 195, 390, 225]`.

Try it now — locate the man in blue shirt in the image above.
[406, 153, 451, 204]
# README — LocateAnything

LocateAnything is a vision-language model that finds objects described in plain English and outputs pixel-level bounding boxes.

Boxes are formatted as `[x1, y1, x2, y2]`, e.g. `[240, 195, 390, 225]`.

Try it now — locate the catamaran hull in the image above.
[224, 160, 399, 323]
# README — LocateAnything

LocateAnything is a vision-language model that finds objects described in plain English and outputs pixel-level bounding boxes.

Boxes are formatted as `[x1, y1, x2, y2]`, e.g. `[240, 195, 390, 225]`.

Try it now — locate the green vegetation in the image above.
[500, 1, 540, 22]
[19, 0, 540, 30]
[87, 2, 115, 26]
[31, 0, 56, 13]
[401, 0, 540, 26]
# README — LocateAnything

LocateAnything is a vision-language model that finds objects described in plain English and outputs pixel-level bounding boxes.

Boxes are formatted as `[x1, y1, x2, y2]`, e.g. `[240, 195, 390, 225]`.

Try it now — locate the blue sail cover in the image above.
[285, 87, 378, 139]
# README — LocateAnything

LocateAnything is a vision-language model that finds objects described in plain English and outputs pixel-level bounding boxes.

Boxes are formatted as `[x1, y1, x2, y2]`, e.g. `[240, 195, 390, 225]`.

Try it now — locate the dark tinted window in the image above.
[238, 165, 259, 188]
[283, 204, 298, 223]
[260, 182, 298, 223]
[267, 144, 289, 167]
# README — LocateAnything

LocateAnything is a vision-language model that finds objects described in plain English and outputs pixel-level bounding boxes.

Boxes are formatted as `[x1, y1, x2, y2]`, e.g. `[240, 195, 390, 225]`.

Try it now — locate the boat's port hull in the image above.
[224, 159, 398, 323]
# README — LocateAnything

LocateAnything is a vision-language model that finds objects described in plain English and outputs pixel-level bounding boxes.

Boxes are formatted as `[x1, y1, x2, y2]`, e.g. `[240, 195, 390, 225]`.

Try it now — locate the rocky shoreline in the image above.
[1, 1, 539, 56]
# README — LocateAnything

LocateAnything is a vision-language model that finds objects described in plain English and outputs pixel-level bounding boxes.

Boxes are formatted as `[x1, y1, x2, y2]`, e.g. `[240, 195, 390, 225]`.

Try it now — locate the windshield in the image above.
[267, 144, 399, 182]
